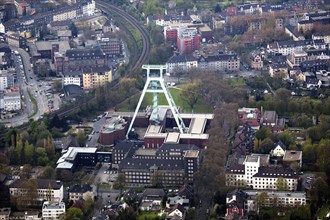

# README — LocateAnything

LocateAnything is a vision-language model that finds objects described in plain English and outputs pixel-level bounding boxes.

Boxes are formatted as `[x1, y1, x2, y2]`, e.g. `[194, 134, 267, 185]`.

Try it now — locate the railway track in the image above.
[96, 0, 150, 72]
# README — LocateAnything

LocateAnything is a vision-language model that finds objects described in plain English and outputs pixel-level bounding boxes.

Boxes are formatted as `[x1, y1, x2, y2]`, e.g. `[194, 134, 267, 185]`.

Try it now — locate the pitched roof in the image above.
[69, 184, 92, 193]
[142, 188, 165, 198]
[253, 167, 298, 178]
[272, 140, 286, 151]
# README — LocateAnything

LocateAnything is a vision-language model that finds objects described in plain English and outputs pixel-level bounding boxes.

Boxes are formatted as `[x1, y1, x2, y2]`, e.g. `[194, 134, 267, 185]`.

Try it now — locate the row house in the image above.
[55, 47, 107, 75]
[199, 54, 240, 72]
[166, 54, 198, 74]
[312, 31, 330, 44]
[68, 184, 94, 202]
[268, 39, 326, 56]
[226, 189, 306, 217]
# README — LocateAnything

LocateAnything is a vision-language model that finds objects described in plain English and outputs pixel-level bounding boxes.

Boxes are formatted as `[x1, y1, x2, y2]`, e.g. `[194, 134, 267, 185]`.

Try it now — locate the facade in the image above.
[0, 74, 8, 90]
[0, 208, 10, 220]
[9, 179, 64, 206]
[42, 201, 65, 220]
[118, 143, 201, 187]
[82, 67, 112, 89]
[225, 155, 299, 190]
[270, 141, 286, 157]
[250, 54, 263, 70]
[226, 189, 306, 217]
[55, 47, 107, 75]
[56, 147, 97, 170]
[97, 38, 122, 57]
[166, 54, 198, 74]
[199, 54, 240, 72]
[68, 184, 94, 202]
[63, 73, 81, 87]
[3, 91, 21, 111]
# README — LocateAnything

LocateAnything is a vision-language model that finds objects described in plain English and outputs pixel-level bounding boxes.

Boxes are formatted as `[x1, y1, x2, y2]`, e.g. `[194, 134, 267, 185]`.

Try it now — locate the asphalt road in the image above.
[3, 48, 59, 126]
[86, 116, 107, 147]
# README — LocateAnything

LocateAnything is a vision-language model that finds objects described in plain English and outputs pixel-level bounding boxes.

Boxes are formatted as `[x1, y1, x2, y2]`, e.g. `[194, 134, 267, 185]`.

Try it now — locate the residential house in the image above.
[140, 188, 165, 212]
[167, 204, 185, 219]
[226, 189, 306, 216]
[82, 67, 112, 90]
[226, 189, 248, 217]
[238, 107, 261, 130]
[199, 53, 240, 72]
[270, 141, 286, 157]
[312, 31, 330, 44]
[42, 201, 65, 220]
[0, 208, 10, 220]
[166, 54, 198, 74]
[231, 123, 255, 155]
[68, 184, 94, 202]
[166, 196, 189, 209]
[250, 53, 263, 70]
[287, 50, 307, 68]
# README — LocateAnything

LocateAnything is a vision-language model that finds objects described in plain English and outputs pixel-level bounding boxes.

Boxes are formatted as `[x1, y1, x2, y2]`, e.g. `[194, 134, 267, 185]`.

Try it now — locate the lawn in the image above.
[116, 87, 213, 113]
[226, 77, 246, 87]
[137, 212, 165, 220]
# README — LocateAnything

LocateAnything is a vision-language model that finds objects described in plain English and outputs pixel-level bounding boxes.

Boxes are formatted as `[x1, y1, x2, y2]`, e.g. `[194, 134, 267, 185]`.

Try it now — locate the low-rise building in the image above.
[9, 179, 64, 207]
[3, 91, 21, 111]
[42, 201, 65, 220]
[226, 189, 306, 217]
[283, 150, 302, 168]
[68, 184, 94, 202]
[82, 67, 112, 89]
[0, 208, 10, 220]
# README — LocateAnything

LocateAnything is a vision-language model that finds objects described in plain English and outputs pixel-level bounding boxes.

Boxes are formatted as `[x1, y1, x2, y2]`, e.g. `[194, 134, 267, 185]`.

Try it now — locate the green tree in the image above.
[20, 164, 33, 179]
[82, 195, 94, 214]
[291, 205, 312, 220]
[76, 130, 86, 147]
[24, 141, 34, 164]
[316, 139, 330, 172]
[41, 166, 55, 179]
[256, 192, 269, 208]
[65, 207, 84, 220]
[113, 173, 126, 193]
[180, 80, 202, 112]
[275, 177, 289, 190]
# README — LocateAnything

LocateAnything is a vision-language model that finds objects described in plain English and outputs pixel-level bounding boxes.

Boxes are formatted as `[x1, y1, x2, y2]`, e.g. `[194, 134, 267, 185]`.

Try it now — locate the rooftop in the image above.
[10, 179, 63, 189]
[283, 150, 302, 161]
[42, 201, 65, 210]
[184, 150, 199, 158]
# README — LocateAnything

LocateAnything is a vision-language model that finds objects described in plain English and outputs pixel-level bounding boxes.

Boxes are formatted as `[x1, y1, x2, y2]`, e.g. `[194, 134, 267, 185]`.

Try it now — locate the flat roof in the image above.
[179, 133, 209, 139]
[189, 117, 207, 134]
[283, 150, 302, 161]
[134, 148, 157, 156]
[180, 113, 214, 120]
[244, 190, 306, 199]
[57, 147, 97, 164]
[245, 155, 259, 163]
[164, 132, 180, 143]
[146, 125, 162, 134]
[184, 150, 199, 158]
[56, 161, 73, 169]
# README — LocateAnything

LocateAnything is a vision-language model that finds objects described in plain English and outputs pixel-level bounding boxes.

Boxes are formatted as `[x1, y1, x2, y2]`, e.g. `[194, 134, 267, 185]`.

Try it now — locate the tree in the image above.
[113, 173, 126, 194]
[179, 80, 202, 112]
[256, 192, 269, 209]
[82, 195, 94, 214]
[41, 166, 55, 179]
[76, 130, 86, 147]
[291, 205, 312, 220]
[275, 177, 289, 190]
[20, 164, 32, 179]
[65, 207, 84, 220]
[215, 4, 221, 13]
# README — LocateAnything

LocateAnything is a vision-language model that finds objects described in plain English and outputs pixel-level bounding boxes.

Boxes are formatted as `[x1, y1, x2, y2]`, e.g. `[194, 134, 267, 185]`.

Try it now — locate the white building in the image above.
[244, 155, 260, 187]
[3, 92, 21, 111]
[226, 155, 299, 190]
[82, 0, 95, 16]
[9, 179, 64, 204]
[42, 201, 66, 220]
[68, 184, 94, 202]
[63, 74, 81, 87]
[166, 54, 198, 74]
[0, 74, 8, 90]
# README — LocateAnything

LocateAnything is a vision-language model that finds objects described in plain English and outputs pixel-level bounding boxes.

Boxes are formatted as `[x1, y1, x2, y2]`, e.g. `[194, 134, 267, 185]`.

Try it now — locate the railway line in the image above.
[0, 1, 151, 142]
